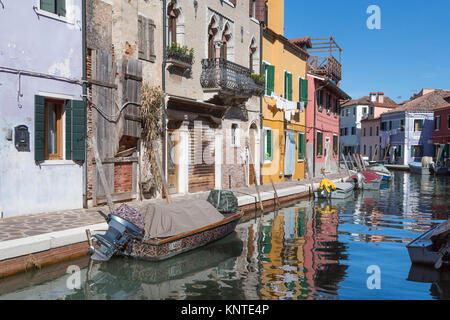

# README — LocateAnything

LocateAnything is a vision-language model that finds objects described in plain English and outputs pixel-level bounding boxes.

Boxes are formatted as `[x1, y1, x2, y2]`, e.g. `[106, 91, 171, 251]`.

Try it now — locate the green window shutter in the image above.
[288, 73, 293, 101]
[56, 0, 66, 17]
[333, 135, 338, 155]
[317, 132, 323, 156]
[411, 146, 415, 158]
[298, 133, 305, 160]
[66, 100, 86, 161]
[265, 129, 273, 160]
[299, 78, 308, 107]
[40, 0, 56, 14]
[35, 95, 46, 162]
[267, 65, 275, 96]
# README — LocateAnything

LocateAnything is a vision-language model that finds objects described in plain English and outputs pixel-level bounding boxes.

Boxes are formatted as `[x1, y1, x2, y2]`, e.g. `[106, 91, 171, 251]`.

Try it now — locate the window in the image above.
[264, 128, 273, 161]
[341, 109, 344, 117]
[400, 119, 405, 131]
[40, 0, 66, 17]
[414, 119, 424, 132]
[317, 89, 323, 108]
[297, 132, 305, 160]
[435, 116, 441, 131]
[352, 127, 356, 135]
[231, 123, 239, 147]
[138, 16, 156, 62]
[369, 145, 372, 158]
[317, 131, 323, 156]
[334, 98, 339, 114]
[411, 145, 423, 158]
[344, 127, 348, 136]
[250, 0, 256, 18]
[369, 127, 373, 136]
[362, 107, 367, 115]
[369, 106, 374, 115]
[346, 108, 349, 116]
[363, 145, 366, 155]
[333, 135, 338, 156]
[376, 126, 379, 136]
[284, 71, 292, 101]
[353, 107, 356, 115]
[168, 3, 178, 46]
[249, 39, 257, 73]
[34, 95, 86, 162]
[263, 63, 275, 96]
[389, 121, 392, 130]
[363, 128, 366, 136]
[326, 93, 331, 112]
[381, 122, 386, 131]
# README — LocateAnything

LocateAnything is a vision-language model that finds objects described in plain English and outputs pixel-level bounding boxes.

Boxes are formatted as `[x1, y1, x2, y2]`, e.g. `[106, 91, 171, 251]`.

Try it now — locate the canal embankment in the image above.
[0, 174, 346, 279]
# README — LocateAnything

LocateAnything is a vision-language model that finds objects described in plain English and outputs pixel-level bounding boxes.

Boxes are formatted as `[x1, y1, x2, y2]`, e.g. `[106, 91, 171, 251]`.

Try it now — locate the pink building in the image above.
[433, 103, 450, 165]
[292, 37, 351, 176]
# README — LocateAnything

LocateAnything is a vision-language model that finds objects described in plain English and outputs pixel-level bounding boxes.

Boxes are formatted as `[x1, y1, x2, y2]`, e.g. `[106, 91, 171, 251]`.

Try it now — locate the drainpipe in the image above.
[259, 21, 263, 185]
[82, 0, 88, 208]
[162, 0, 167, 184]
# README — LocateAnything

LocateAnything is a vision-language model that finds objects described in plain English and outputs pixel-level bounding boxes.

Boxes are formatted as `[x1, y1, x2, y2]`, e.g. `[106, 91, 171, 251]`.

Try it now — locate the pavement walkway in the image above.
[0, 174, 342, 243]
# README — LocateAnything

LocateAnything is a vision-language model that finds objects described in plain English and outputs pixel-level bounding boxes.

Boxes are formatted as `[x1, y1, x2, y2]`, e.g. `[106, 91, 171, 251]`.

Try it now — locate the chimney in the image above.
[377, 92, 384, 103]
[370, 92, 377, 102]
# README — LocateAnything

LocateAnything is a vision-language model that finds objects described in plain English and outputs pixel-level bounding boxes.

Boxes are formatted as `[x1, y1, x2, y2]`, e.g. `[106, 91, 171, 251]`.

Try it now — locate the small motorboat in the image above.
[409, 162, 431, 175]
[369, 164, 393, 182]
[348, 171, 382, 190]
[407, 219, 449, 269]
[315, 179, 354, 199]
[88, 191, 244, 262]
[429, 162, 448, 175]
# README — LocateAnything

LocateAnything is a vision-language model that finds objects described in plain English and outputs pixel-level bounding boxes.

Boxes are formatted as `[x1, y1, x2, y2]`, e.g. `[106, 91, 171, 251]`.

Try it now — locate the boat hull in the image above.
[362, 178, 382, 190]
[314, 183, 354, 199]
[122, 210, 244, 261]
[409, 164, 431, 175]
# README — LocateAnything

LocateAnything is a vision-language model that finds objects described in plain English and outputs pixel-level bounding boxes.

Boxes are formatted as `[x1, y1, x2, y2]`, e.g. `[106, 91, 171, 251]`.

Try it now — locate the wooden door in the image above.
[188, 121, 215, 193]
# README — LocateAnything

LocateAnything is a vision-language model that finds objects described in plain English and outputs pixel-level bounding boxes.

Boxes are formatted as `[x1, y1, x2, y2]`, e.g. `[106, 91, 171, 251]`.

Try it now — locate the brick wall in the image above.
[114, 162, 133, 193]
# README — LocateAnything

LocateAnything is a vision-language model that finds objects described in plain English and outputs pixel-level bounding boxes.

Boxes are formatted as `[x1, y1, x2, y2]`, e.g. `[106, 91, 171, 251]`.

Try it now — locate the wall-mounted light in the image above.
[194, 0, 198, 18]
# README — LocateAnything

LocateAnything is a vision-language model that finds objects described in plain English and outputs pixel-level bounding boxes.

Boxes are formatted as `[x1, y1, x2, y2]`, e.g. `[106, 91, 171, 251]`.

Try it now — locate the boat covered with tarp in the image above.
[88, 192, 243, 262]
[369, 164, 393, 181]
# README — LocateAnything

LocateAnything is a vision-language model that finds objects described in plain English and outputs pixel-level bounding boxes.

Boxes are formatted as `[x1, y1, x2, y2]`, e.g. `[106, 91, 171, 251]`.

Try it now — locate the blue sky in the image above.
[284, 0, 450, 103]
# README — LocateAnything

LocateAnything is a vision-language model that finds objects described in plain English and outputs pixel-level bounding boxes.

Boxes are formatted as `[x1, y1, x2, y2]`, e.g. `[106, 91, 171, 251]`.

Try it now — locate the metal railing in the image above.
[200, 58, 264, 97]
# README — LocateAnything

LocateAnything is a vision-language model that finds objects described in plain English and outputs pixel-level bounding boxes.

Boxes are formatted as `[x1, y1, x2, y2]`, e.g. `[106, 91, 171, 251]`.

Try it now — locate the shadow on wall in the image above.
[0, 1, 4, 10]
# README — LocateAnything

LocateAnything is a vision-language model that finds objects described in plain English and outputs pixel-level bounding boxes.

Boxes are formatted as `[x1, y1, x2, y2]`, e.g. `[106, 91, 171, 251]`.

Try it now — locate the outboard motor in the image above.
[89, 204, 145, 261]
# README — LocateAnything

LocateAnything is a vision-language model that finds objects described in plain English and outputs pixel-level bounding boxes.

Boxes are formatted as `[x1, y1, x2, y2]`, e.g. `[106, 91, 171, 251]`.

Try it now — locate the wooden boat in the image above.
[369, 165, 393, 182]
[122, 210, 244, 261]
[89, 200, 244, 262]
[409, 162, 431, 175]
[315, 180, 354, 199]
[407, 220, 449, 269]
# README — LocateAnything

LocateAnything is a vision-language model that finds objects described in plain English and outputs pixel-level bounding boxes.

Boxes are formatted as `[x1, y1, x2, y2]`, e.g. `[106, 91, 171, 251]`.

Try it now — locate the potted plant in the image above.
[166, 43, 194, 69]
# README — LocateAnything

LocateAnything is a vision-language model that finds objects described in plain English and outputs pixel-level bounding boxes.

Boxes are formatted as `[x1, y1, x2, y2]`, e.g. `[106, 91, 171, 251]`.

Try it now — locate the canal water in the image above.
[0, 171, 448, 300]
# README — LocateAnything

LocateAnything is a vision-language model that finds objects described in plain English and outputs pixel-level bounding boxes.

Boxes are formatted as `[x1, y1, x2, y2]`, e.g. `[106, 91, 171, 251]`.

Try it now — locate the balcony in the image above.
[166, 50, 193, 70]
[308, 55, 342, 82]
[200, 58, 264, 106]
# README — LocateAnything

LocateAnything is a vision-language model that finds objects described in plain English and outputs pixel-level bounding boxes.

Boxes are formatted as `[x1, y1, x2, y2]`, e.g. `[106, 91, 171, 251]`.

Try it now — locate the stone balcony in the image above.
[200, 58, 264, 106]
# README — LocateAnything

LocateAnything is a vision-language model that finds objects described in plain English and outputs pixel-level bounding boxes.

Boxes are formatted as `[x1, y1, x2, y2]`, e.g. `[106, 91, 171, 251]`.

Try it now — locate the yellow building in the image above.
[261, 0, 308, 184]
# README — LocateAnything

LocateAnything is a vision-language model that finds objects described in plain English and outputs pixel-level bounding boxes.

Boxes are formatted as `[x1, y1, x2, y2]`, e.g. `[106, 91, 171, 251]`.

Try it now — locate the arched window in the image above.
[208, 18, 218, 59]
[249, 38, 257, 72]
[221, 24, 231, 59]
[168, 3, 179, 45]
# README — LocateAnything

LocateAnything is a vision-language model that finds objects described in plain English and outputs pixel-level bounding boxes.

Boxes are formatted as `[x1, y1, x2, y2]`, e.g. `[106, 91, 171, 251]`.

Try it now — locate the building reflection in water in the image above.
[258, 200, 348, 300]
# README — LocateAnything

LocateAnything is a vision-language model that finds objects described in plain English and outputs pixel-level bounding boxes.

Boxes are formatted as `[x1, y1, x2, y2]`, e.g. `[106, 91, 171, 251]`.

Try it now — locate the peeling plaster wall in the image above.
[0, 1, 83, 217]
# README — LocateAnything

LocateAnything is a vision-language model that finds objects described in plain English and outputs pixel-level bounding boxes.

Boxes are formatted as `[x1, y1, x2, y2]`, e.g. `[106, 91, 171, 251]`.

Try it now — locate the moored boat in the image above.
[409, 162, 431, 175]
[407, 219, 449, 269]
[369, 164, 393, 182]
[88, 192, 244, 262]
[315, 179, 354, 199]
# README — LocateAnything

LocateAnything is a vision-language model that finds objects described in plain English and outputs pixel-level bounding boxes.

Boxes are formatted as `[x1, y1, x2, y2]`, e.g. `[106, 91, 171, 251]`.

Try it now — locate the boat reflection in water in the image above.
[407, 264, 450, 300]
[65, 233, 244, 300]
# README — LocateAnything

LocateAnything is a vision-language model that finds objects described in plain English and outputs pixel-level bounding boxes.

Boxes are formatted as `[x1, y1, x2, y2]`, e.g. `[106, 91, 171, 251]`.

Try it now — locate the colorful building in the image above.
[261, 0, 308, 184]
[433, 103, 450, 166]
[292, 37, 351, 176]
[340, 92, 397, 159]
[0, 1, 85, 217]
[380, 89, 450, 165]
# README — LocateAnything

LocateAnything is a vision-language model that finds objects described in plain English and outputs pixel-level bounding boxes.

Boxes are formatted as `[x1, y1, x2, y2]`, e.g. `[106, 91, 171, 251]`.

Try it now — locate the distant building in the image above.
[380, 89, 450, 165]
[433, 103, 450, 166]
[340, 92, 397, 158]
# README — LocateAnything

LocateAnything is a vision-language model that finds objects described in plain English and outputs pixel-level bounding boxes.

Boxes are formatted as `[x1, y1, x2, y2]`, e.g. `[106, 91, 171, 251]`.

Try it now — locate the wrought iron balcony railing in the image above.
[200, 58, 264, 98]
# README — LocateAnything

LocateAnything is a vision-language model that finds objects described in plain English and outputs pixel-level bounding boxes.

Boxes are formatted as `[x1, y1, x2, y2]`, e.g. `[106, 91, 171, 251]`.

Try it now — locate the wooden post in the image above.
[383, 144, 390, 162]
[347, 153, 354, 170]
[153, 141, 171, 204]
[341, 153, 351, 177]
[359, 154, 367, 171]
[247, 143, 264, 212]
[91, 132, 115, 213]
[352, 153, 362, 171]
[269, 176, 281, 208]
